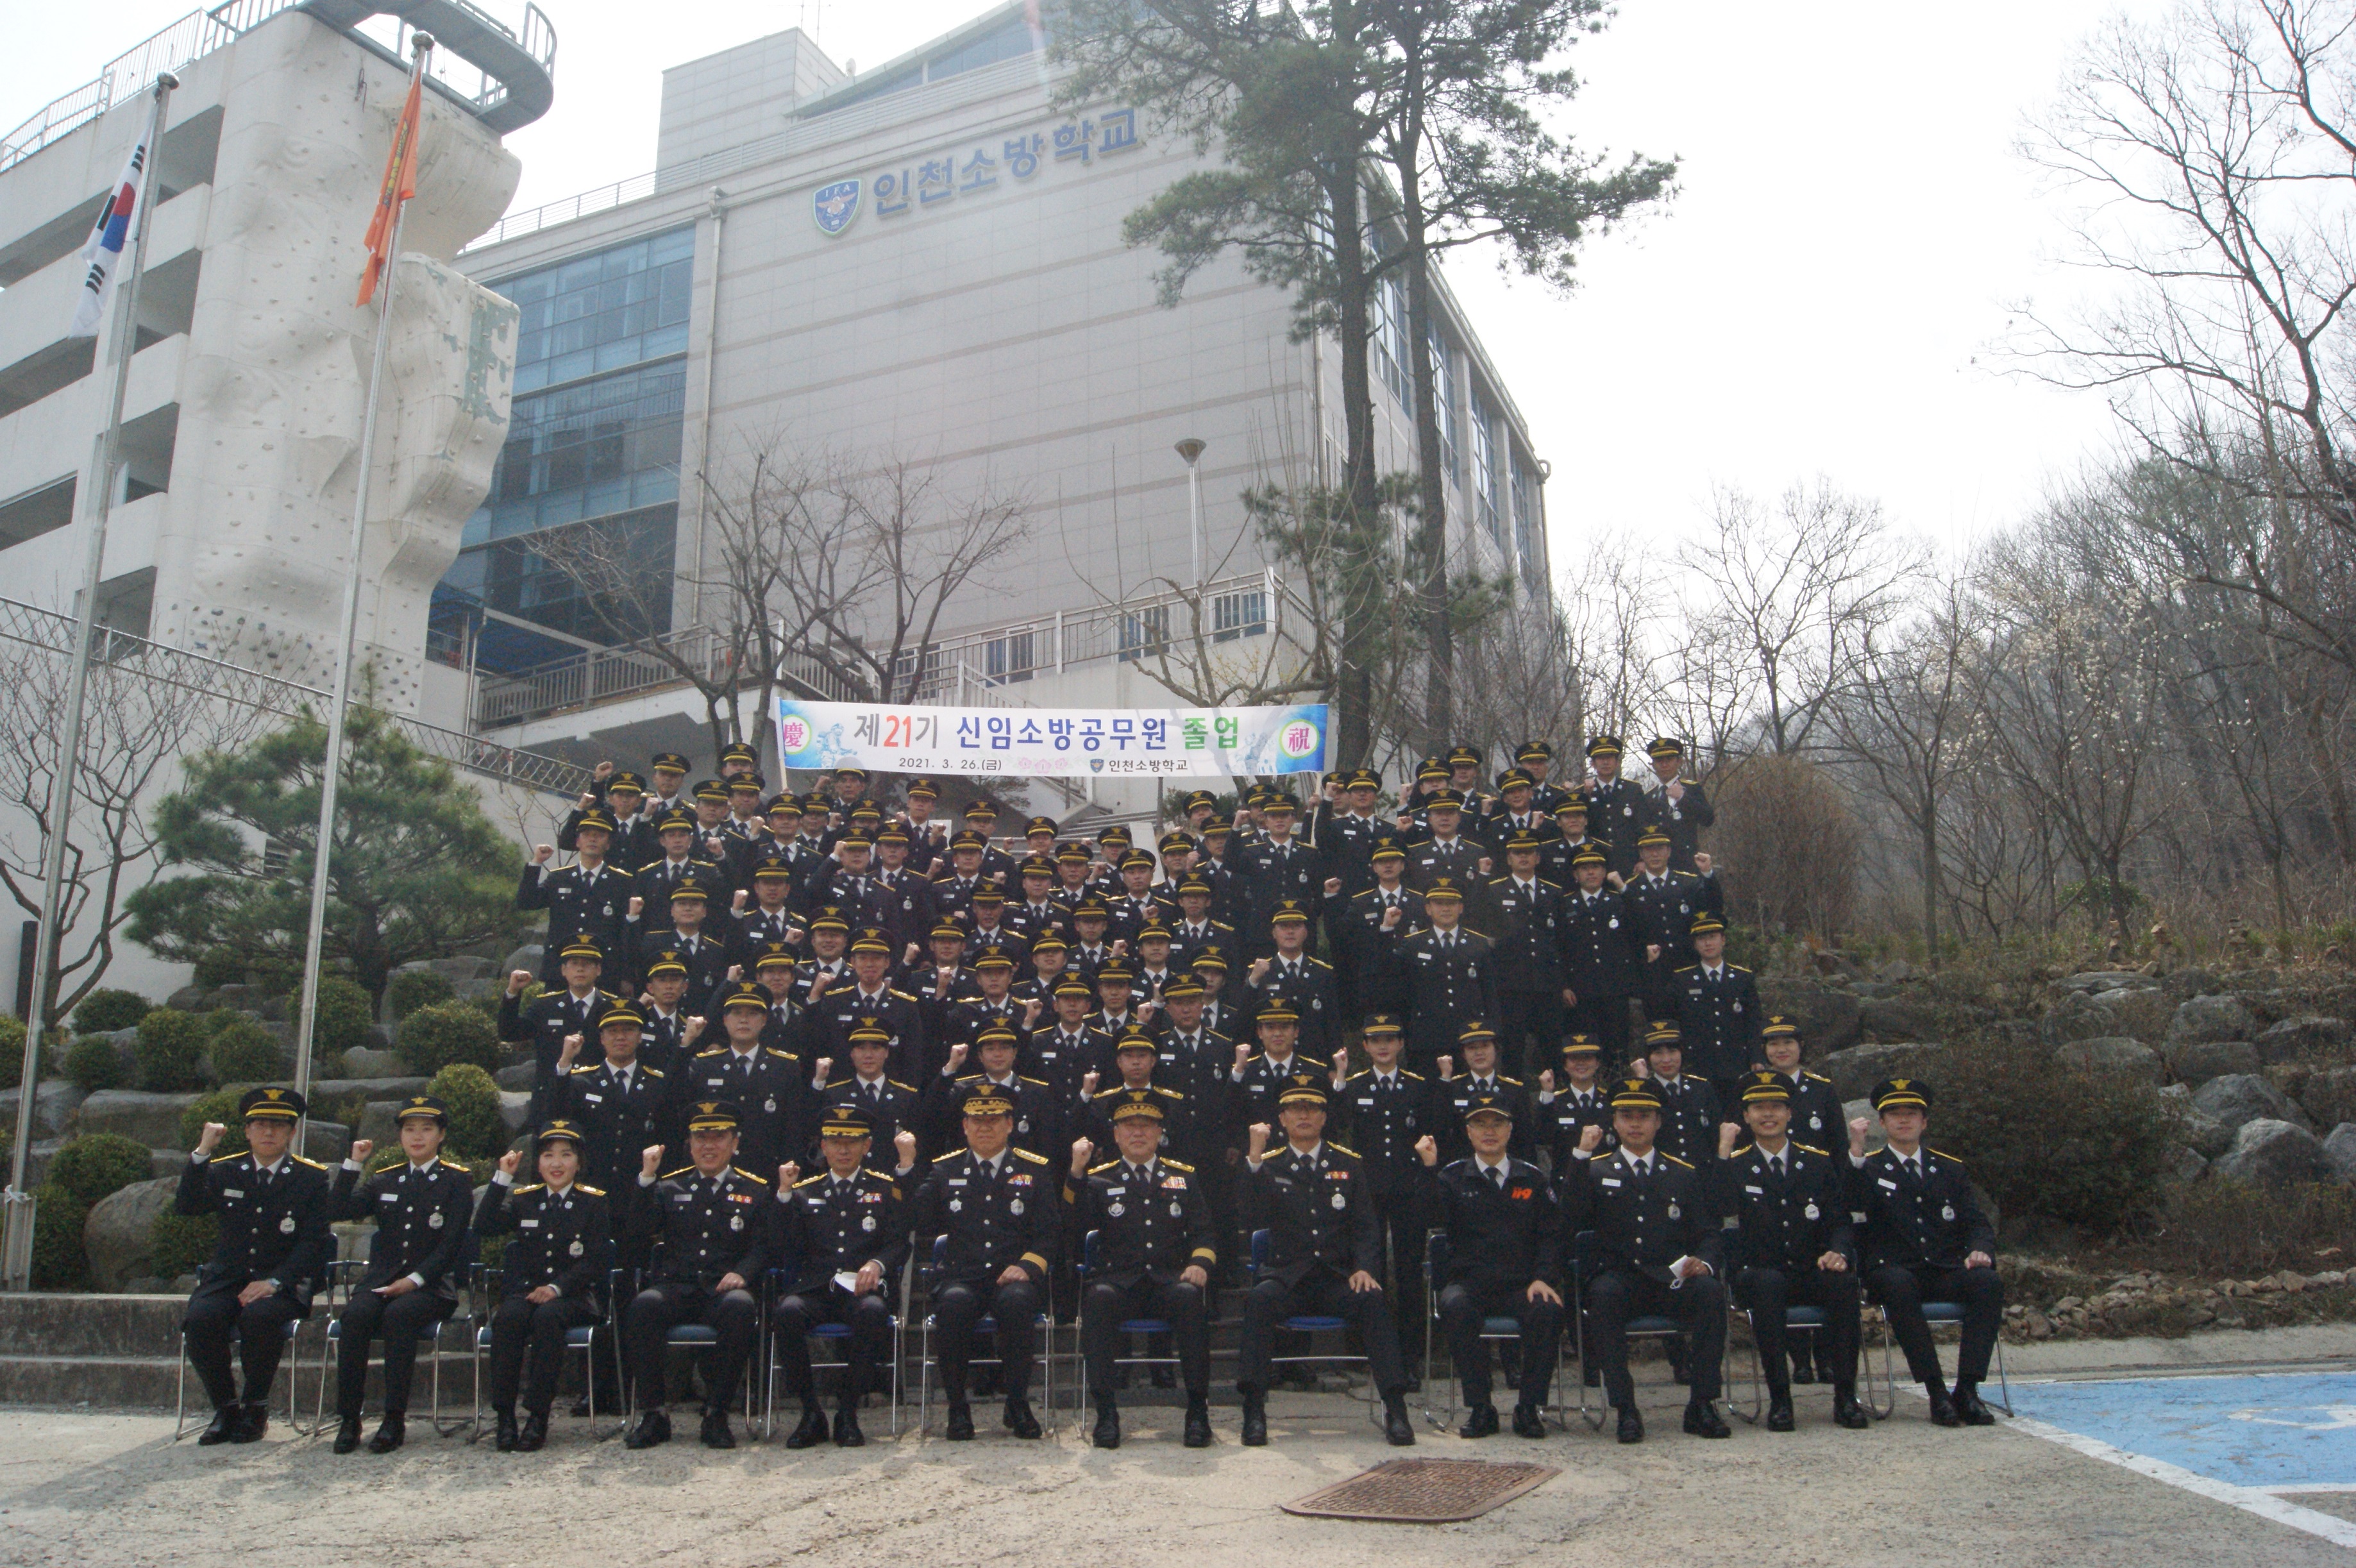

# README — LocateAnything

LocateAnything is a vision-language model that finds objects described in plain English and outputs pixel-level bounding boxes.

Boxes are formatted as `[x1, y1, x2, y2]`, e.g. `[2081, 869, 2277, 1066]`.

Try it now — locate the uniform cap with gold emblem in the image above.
[1688, 911, 1726, 936]
[838, 831, 875, 853]
[1270, 899, 1311, 925]
[1647, 737, 1685, 761]
[693, 779, 730, 804]
[970, 883, 1007, 906]
[687, 1100, 744, 1133]
[597, 1000, 646, 1031]
[1497, 767, 1536, 792]
[1760, 1014, 1800, 1042]
[752, 854, 795, 882]
[1423, 877, 1465, 904]
[1114, 1024, 1159, 1055]
[1189, 947, 1231, 975]
[833, 763, 870, 782]
[1553, 796, 1590, 819]
[1260, 793, 1298, 818]
[1118, 849, 1156, 873]
[728, 775, 766, 798]
[605, 770, 645, 797]
[765, 793, 803, 820]
[808, 907, 852, 935]
[905, 777, 940, 802]
[930, 919, 968, 943]
[719, 983, 770, 1013]
[654, 809, 698, 834]
[1608, 1077, 1664, 1111]
[1052, 977, 1094, 1000]
[955, 1081, 1016, 1118]
[1361, 1011, 1404, 1038]
[719, 742, 760, 768]
[1416, 759, 1450, 784]
[1456, 1019, 1497, 1045]
[395, 1094, 447, 1127]
[1029, 932, 1069, 954]
[1199, 816, 1233, 838]
[846, 1017, 893, 1047]
[877, 823, 911, 847]
[1463, 1090, 1515, 1124]
[849, 926, 894, 956]
[642, 949, 687, 979]
[1560, 1033, 1603, 1058]
[975, 1022, 1021, 1050]
[1425, 789, 1466, 812]
[1872, 1078, 1932, 1113]
[1107, 1087, 1165, 1123]
[1504, 828, 1548, 853]
[237, 1085, 306, 1122]
[559, 934, 606, 962]
[950, 829, 989, 852]
[1018, 855, 1056, 879]
[1570, 843, 1608, 868]
[1255, 1000, 1300, 1025]
[1024, 816, 1059, 838]
[1643, 1020, 1683, 1050]
[1275, 1080, 1329, 1110]
[1586, 735, 1624, 759]
[1055, 842, 1091, 866]
[1096, 957, 1136, 983]
[819, 1104, 876, 1141]
[1157, 831, 1195, 855]
[1515, 741, 1555, 765]
[1176, 874, 1215, 898]
[963, 798, 1002, 823]
[537, 1118, 588, 1147]
[1349, 767, 1382, 790]
[575, 806, 618, 834]
[1445, 745, 1483, 771]
[1135, 920, 1173, 945]
[1636, 826, 1672, 848]
[666, 879, 711, 905]
[753, 941, 798, 972]
[650, 752, 691, 775]
[1160, 973, 1206, 1001]
[1370, 836, 1408, 864]
[1738, 1070, 1794, 1104]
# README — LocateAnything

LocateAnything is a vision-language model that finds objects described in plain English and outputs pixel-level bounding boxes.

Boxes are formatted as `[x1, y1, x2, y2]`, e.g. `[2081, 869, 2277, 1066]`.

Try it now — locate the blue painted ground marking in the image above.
[2012, 1373, 2356, 1492]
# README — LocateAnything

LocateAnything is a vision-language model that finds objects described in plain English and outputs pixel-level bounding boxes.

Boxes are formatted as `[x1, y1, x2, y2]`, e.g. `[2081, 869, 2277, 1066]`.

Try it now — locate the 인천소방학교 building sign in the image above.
[775, 700, 1328, 779]
[812, 108, 1141, 235]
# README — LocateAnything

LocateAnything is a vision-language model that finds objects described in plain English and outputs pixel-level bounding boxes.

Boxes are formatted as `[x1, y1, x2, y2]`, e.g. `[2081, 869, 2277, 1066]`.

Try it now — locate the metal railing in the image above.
[0, 594, 591, 798]
[465, 169, 658, 251]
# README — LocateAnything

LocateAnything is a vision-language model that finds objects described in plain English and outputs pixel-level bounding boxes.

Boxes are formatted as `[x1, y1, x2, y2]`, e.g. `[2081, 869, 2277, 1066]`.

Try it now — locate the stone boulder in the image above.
[1858, 995, 1935, 1042]
[2323, 1124, 2356, 1184]
[2168, 1146, 2209, 1183]
[2256, 1016, 2352, 1065]
[0, 1081, 88, 1140]
[2053, 1037, 2162, 1084]
[2191, 1073, 2312, 1133]
[74, 1090, 203, 1149]
[309, 1075, 429, 1100]
[494, 1063, 535, 1092]
[83, 1176, 181, 1292]
[356, 1101, 403, 1149]
[2300, 1066, 2356, 1129]
[498, 1091, 532, 1134]
[2057, 970, 2158, 995]
[2088, 988, 2173, 1045]
[2158, 1083, 2234, 1158]
[1756, 981, 1863, 1054]
[2166, 966, 2215, 1000]
[2213, 1119, 2336, 1186]
[2041, 991, 2116, 1046]
[2166, 1038, 2262, 1087]
[1817, 1042, 1948, 1104]
[2168, 994, 2259, 1048]
[340, 1046, 405, 1079]
[165, 984, 214, 1013]
[417, 956, 496, 982]
[501, 945, 544, 980]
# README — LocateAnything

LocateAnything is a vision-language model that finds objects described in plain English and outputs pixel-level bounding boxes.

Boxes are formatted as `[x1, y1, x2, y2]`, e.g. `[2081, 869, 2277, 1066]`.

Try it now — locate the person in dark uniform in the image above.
[1403, 791, 1486, 893]
[1752, 1015, 1846, 1149]
[1623, 827, 1719, 1018]
[1331, 840, 1421, 1020]
[929, 1022, 1062, 1163]
[683, 984, 811, 1180]
[629, 881, 732, 1015]
[1479, 766, 1559, 853]
[1578, 736, 1651, 874]
[500, 940, 620, 1125]
[519, 814, 630, 983]
[1415, 1092, 1564, 1438]
[1485, 829, 1574, 1083]
[553, 1000, 673, 1195]
[1235, 795, 1324, 958]
[475, 1120, 614, 1451]
[1241, 902, 1340, 1057]
[1849, 1078, 2003, 1427]
[1235, 1083, 1417, 1447]
[814, 1020, 925, 1169]
[1383, 878, 1497, 1071]
[632, 809, 726, 912]
[904, 1080, 1059, 1440]
[1669, 912, 1759, 1097]
[1512, 741, 1570, 817]
[1325, 1014, 1436, 1368]
[1538, 797, 1603, 887]
[1560, 1078, 1730, 1444]
[1066, 1090, 1221, 1448]
[1644, 737, 1714, 871]
[621, 1101, 771, 1450]
[175, 1086, 333, 1444]
[1637, 1020, 1722, 1167]
[1540, 1034, 1617, 1169]
[772, 1106, 917, 1449]
[1715, 1072, 1869, 1431]
[327, 1097, 475, 1454]
[1560, 845, 1644, 1059]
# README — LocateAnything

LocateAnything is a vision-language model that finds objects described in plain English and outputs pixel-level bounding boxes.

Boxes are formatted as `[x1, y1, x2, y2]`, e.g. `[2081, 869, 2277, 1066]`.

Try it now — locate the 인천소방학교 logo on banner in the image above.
[814, 179, 861, 235]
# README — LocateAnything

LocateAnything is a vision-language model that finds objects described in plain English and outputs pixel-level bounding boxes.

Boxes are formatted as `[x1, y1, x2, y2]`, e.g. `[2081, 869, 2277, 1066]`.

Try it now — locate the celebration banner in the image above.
[775, 698, 1329, 779]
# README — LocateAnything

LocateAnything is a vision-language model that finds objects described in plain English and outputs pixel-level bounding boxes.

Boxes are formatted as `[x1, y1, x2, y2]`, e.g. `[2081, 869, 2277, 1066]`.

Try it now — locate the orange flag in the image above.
[357, 66, 424, 307]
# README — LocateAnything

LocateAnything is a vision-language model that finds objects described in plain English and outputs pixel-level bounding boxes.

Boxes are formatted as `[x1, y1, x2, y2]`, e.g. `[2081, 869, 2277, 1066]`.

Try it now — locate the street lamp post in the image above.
[1175, 437, 1206, 598]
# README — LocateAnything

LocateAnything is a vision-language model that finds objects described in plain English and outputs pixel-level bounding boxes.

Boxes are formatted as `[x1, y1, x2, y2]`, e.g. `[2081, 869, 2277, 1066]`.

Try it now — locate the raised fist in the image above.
[1081, 1070, 1100, 1096]
[1415, 1134, 1439, 1167]
[732, 889, 749, 912]
[196, 1122, 227, 1156]
[1578, 1125, 1604, 1154]
[1070, 1136, 1095, 1174]
[1247, 957, 1272, 984]
[778, 1161, 800, 1189]
[904, 942, 921, 965]
[1381, 906, 1402, 931]
[1333, 1047, 1350, 1078]
[1436, 1055, 1454, 1081]
[894, 1129, 918, 1165]
[593, 761, 615, 780]
[507, 970, 532, 995]
[945, 1042, 969, 1072]
[498, 1149, 523, 1176]
[683, 1015, 707, 1043]
[1477, 857, 1493, 877]
[1233, 1041, 1252, 1070]
[533, 843, 555, 864]
[1694, 852, 1713, 876]
[1324, 877, 1342, 897]
[576, 792, 596, 811]
[1719, 1122, 1740, 1157]
[814, 1057, 834, 1083]
[557, 1032, 583, 1066]
[627, 896, 645, 920]
[1247, 1122, 1272, 1158]
[1540, 1070, 1556, 1093]
[641, 1145, 666, 1177]
[349, 1140, 374, 1164]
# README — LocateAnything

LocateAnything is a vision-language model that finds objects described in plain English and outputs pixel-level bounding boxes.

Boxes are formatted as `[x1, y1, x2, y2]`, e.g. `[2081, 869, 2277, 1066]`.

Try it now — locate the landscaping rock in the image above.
[2323, 1123, 2356, 1183]
[501, 945, 544, 980]
[2191, 1073, 2312, 1133]
[2166, 1038, 2262, 1086]
[73, 1090, 203, 1149]
[2212, 1118, 2336, 1186]
[1858, 995, 1935, 1041]
[494, 1064, 535, 1092]
[0, 1081, 88, 1140]
[357, 1101, 403, 1149]
[1756, 981, 1862, 1054]
[419, 956, 496, 982]
[498, 1091, 531, 1134]
[83, 1176, 180, 1292]
[2301, 1066, 2356, 1129]
[2087, 987, 2173, 1043]
[340, 1046, 405, 1079]
[2167, 1146, 2209, 1183]
[1817, 1042, 1948, 1104]
[1873, 958, 1918, 984]
[2058, 970, 2158, 995]
[308, 1075, 429, 1100]
[2256, 1015, 2352, 1064]
[165, 985, 214, 1012]
[2168, 993, 2259, 1047]
[2053, 1037, 2162, 1083]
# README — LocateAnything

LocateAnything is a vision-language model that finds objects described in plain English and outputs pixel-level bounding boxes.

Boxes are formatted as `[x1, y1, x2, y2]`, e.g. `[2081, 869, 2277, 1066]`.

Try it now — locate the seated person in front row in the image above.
[475, 1119, 614, 1451]
[1415, 1092, 1563, 1439]
[771, 1106, 917, 1450]
[176, 1087, 333, 1445]
[1560, 1077, 1729, 1444]
[1848, 1078, 2004, 1427]
[1713, 1072, 1868, 1433]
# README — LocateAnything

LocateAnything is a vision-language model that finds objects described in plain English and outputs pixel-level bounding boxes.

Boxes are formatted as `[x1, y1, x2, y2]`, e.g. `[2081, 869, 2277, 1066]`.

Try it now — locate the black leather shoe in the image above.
[1766, 1394, 1796, 1433]
[1953, 1387, 1997, 1426]
[1927, 1388, 1962, 1427]
[367, 1412, 405, 1454]
[1511, 1404, 1547, 1438]
[1615, 1406, 1644, 1444]
[1004, 1396, 1043, 1439]
[786, 1405, 830, 1449]
[1383, 1395, 1416, 1446]
[1092, 1401, 1120, 1449]
[833, 1405, 864, 1447]
[1240, 1394, 1268, 1447]
[1184, 1399, 1212, 1447]
[624, 1410, 671, 1449]
[1458, 1403, 1499, 1439]
[198, 1406, 238, 1446]
[1833, 1388, 1870, 1429]
[332, 1414, 364, 1454]
[494, 1410, 521, 1452]
[231, 1401, 269, 1444]
[517, 1413, 548, 1452]
[945, 1401, 975, 1441]
[1683, 1400, 1731, 1439]
[700, 1410, 736, 1449]
[1790, 1353, 1819, 1385]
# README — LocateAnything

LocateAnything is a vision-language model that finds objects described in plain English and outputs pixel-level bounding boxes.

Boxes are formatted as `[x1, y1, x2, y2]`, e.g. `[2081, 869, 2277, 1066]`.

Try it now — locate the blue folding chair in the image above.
[764, 1260, 906, 1438]
[312, 1240, 481, 1438]
[914, 1236, 1056, 1439]
[1246, 1229, 1380, 1427]
[1420, 1229, 1565, 1431]
[1731, 1299, 1833, 1424]
[1077, 1229, 1180, 1401]
[1569, 1229, 1695, 1430]
[1864, 1295, 2013, 1419]
[618, 1269, 770, 1437]
[174, 1313, 308, 1440]
[469, 1266, 627, 1442]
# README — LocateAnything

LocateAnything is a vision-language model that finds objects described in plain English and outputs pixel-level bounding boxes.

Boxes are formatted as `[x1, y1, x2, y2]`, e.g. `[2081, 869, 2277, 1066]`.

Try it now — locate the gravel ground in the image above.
[1, 1365, 2350, 1568]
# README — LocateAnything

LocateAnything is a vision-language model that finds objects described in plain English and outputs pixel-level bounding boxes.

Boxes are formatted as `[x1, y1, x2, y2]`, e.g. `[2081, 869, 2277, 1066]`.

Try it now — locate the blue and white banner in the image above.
[775, 700, 1329, 779]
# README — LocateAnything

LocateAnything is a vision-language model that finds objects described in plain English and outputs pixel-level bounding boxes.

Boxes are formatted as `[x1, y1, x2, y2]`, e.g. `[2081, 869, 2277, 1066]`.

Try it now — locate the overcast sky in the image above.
[6, 0, 2176, 563]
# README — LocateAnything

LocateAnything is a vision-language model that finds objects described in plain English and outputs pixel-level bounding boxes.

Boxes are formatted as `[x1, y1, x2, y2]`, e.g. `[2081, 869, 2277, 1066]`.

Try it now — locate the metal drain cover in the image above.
[1280, 1458, 1560, 1523]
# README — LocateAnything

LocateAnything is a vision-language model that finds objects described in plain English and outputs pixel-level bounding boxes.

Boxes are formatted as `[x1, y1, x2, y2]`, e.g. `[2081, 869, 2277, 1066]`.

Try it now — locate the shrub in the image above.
[205, 1016, 285, 1085]
[1933, 1031, 2181, 1235]
[191, 948, 246, 989]
[62, 1036, 127, 1093]
[2141, 1176, 2356, 1278]
[425, 1063, 504, 1160]
[388, 968, 455, 1021]
[1710, 754, 1861, 939]
[179, 1090, 248, 1159]
[314, 975, 375, 1055]
[135, 1009, 210, 1092]
[29, 1183, 87, 1290]
[398, 1001, 501, 1077]
[72, 989, 151, 1034]
[0, 1016, 30, 1090]
[148, 1209, 219, 1280]
[48, 1133, 154, 1209]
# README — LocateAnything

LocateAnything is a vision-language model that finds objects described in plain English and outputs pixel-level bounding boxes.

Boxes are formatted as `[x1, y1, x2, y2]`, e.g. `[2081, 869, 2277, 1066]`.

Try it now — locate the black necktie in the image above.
[1489, 1165, 1506, 1190]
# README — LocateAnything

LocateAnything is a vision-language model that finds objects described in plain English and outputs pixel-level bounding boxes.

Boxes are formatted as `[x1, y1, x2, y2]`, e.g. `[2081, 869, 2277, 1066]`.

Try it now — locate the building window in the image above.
[892, 646, 943, 697]
[471, 359, 686, 545]
[445, 505, 677, 653]
[497, 226, 694, 395]
[1211, 587, 1266, 643]
[1117, 605, 1170, 661]
[1511, 459, 1542, 580]
[1374, 275, 1413, 416]
[984, 629, 1035, 683]
[1471, 391, 1500, 544]
[1429, 326, 1458, 489]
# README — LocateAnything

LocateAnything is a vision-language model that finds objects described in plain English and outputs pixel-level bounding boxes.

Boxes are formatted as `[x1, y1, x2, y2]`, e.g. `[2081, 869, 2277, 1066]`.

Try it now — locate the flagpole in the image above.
[1, 74, 177, 1291]
[290, 33, 432, 1117]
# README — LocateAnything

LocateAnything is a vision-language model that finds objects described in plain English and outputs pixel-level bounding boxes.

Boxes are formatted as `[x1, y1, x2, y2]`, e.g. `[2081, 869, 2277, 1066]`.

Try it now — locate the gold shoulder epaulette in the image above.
[1310, 957, 1332, 971]
[1461, 926, 1494, 941]
[1928, 1147, 1965, 1165]
[730, 1166, 771, 1186]
[1163, 1159, 1195, 1173]
[1019, 1075, 1049, 1088]
[1729, 1144, 1753, 1159]
[578, 1184, 605, 1196]
[889, 988, 916, 1001]
[1328, 1143, 1362, 1161]
[1499, 1074, 1524, 1087]
[209, 1152, 243, 1163]
[1661, 1153, 1694, 1169]
[644, 1066, 666, 1077]
[569, 1063, 601, 1074]
[1729, 963, 1753, 975]
[1157, 1086, 1186, 1102]
[765, 1049, 798, 1061]
[933, 1149, 963, 1163]
[1794, 1143, 1830, 1158]
[793, 1172, 828, 1190]
[514, 1183, 544, 1195]
[1013, 1147, 1048, 1164]
[661, 1166, 695, 1180]
[1401, 1068, 1426, 1081]
[1538, 877, 1565, 891]
[694, 1047, 726, 1059]
[439, 1157, 472, 1170]
[289, 1154, 328, 1170]
[1805, 1071, 1831, 1084]
[888, 1079, 916, 1092]
[1088, 1159, 1121, 1176]
[1671, 963, 1699, 975]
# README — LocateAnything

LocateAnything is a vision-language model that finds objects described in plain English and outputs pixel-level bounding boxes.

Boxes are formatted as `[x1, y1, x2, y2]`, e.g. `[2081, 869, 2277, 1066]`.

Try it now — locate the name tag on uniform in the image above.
[1878, 1177, 1898, 1190]
[1744, 1184, 1763, 1195]
[1599, 1177, 1622, 1188]
[519, 1218, 540, 1228]
[947, 1179, 968, 1188]
[223, 1189, 244, 1200]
